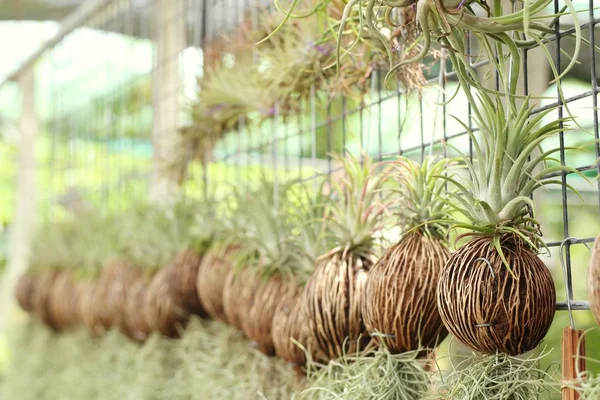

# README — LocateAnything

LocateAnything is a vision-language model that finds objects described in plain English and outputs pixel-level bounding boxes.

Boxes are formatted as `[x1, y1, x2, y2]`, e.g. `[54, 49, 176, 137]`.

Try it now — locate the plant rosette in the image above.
[301, 153, 393, 362]
[272, 182, 335, 366]
[363, 156, 453, 354]
[222, 180, 314, 356]
[436, 87, 585, 356]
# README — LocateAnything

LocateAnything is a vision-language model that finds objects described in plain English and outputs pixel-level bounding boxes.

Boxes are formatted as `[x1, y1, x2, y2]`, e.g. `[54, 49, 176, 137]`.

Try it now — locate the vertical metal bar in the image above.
[589, 0, 600, 209]
[554, 0, 572, 300]
[310, 85, 317, 191]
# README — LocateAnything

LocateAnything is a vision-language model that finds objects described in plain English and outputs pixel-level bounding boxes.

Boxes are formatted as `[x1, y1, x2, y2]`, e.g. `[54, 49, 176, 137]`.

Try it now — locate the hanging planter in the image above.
[47, 271, 80, 330]
[171, 249, 205, 316]
[435, 84, 582, 356]
[30, 270, 60, 330]
[363, 157, 452, 353]
[272, 287, 307, 365]
[301, 153, 392, 362]
[15, 273, 37, 313]
[271, 183, 333, 366]
[220, 181, 313, 355]
[115, 203, 196, 339]
[196, 244, 238, 323]
[588, 235, 600, 325]
[120, 276, 152, 342]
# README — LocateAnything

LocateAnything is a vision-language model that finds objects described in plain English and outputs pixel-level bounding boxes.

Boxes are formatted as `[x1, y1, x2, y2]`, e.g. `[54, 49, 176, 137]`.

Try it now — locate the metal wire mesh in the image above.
[0, 0, 598, 316]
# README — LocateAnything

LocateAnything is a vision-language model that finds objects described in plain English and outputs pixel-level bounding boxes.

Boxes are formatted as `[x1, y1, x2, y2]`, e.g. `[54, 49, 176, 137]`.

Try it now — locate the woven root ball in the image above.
[47, 271, 80, 330]
[437, 235, 556, 356]
[120, 278, 152, 342]
[588, 235, 600, 325]
[144, 267, 189, 338]
[172, 249, 205, 316]
[363, 233, 450, 353]
[15, 273, 37, 313]
[78, 280, 111, 336]
[302, 252, 372, 362]
[222, 268, 261, 332]
[102, 261, 141, 328]
[30, 270, 60, 330]
[272, 287, 309, 366]
[196, 246, 235, 323]
[243, 276, 298, 356]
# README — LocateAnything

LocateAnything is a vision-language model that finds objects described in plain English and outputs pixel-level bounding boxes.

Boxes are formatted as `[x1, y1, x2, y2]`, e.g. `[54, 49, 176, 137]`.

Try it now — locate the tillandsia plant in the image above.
[195, 198, 240, 324]
[165, 199, 216, 318]
[222, 179, 311, 355]
[431, 348, 560, 399]
[117, 202, 197, 339]
[363, 156, 453, 354]
[301, 340, 432, 399]
[22, 219, 84, 331]
[271, 181, 334, 366]
[256, 5, 379, 104]
[336, 0, 580, 89]
[588, 235, 600, 325]
[301, 152, 392, 362]
[436, 84, 586, 355]
[181, 55, 283, 167]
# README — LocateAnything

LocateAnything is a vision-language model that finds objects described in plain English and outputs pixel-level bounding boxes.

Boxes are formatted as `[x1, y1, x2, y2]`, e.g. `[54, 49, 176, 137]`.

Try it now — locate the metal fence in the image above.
[1, 0, 599, 325]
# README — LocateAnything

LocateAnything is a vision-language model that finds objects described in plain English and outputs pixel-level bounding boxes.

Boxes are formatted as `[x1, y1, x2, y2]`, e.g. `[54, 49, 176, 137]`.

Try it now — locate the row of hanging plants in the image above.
[10, 0, 600, 399]
[14, 152, 600, 399]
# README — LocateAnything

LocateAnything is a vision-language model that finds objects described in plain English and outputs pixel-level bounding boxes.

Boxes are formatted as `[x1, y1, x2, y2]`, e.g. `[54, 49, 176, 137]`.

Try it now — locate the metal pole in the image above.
[1, 67, 38, 331]
[149, 0, 185, 205]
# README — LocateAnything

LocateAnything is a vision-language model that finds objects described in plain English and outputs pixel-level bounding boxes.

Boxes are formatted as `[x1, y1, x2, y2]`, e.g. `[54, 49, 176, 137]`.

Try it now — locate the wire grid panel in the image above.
[197, 0, 600, 317]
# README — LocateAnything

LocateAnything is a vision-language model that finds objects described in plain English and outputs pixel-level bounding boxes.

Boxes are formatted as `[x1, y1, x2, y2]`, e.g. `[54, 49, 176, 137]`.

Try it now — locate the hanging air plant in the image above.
[24, 218, 95, 331]
[363, 156, 453, 353]
[436, 84, 584, 355]
[182, 55, 282, 166]
[196, 244, 238, 324]
[117, 203, 196, 338]
[588, 235, 600, 325]
[15, 273, 37, 313]
[272, 184, 333, 366]
[332, 0, 580, 90]
[432, 349, 560, 399]
[301, 153, 392, 362]
[301, 342, 432, 399]
[222, 180, 312, 355]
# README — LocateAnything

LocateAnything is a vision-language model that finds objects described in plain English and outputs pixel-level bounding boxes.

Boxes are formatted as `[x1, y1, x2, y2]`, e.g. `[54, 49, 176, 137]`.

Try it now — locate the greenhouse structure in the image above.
[0, 0, 599, 398]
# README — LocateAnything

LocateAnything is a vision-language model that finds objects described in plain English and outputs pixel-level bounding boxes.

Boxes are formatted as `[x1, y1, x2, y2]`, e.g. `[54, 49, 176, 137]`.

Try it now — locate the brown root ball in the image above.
[172, 249, 205, 316]
[301, 252, 373, 362]
[588, 235, 600, 325]
[15, 273, 37, 313]
[196, 246, 236, 323]
[30, 270, 60, 330]
[222, 268, 261, 332]
[437, 235, 556, 356]
[102, 261, 141, 328]
[272, 287, 309, 366]
[143, 267, 189, 338]
[243, 276, 298, 356]
[121, 277, 152, 342]
[47, 271, 80, 330]
[363, 233, 449, 353]
[78, 280, 111, 336]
